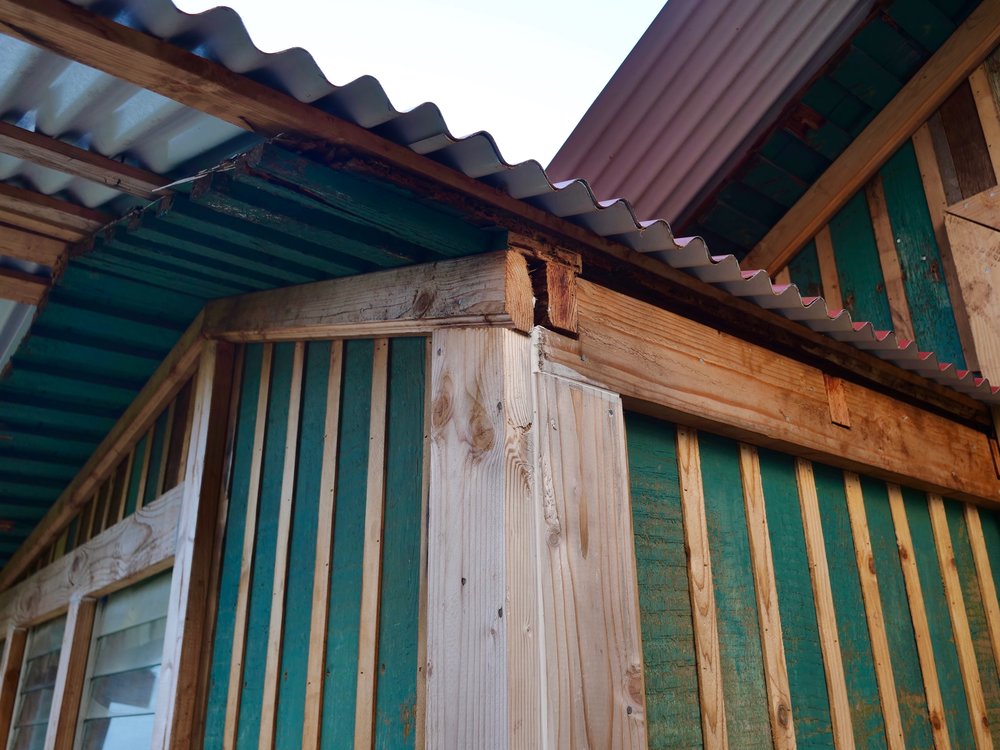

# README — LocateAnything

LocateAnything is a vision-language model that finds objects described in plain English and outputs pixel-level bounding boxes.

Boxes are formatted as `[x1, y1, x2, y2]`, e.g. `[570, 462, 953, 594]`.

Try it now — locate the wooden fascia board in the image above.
[0, 122, 168, 198]
[535, 279, 1000, 506]
[745, 0, 1000, 274]
[0, 267, 48, 305]
[0, 224, 66, 267]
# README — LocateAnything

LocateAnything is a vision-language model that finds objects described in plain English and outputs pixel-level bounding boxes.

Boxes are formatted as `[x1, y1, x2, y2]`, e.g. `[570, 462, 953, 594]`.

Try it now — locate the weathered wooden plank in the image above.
[964, 505, 1000, 698]
[0, 224, 65, 267]
[0, 181, 110, 236]
[737, 444, 795, 748]
[45, 595, 95, 750]
[535, 280, 1000, 505]
[354, 338, 389, 750]
[828, 192, 893, 330]
[969, 65, 1000, 181]
[625, 413, 704, 749]
[745, 0, 1000, 272]
[888, 484, 952, 750]
[866, 177, 915, 341]
[928, 494, 993, 749]
[676, 427, 728, 749]
[814, 225, 843, 311]
[144, 408, 171, 504]
[258, 342, 305, 750]
[0, 266, 48, 305]
[300, 342, 339, 750]
[203, 250, 534, 342]
[787, 241, 823, 299]
[533, 373, 646, 748]
[373, 338, 427, 749]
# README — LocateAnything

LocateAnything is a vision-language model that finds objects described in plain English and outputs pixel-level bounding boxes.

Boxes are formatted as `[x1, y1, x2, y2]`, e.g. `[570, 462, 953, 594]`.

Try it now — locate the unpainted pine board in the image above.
[533, 373, 646, 748]
[858, 478, 935, 748]
[902, 487, 975, 749]
[815, 225, 844, 310]
[373, 338, 429, 749]
[942, 214, 1000, 382]
[625, 413, 704, 749]
[0, 224, 66, 267]
[354, 338, 389, 750]
[675, 426, 728, 749]
[888, 485, 952, 750]
[222, 343, 273, 750]
[939, 80, 997, 199]
[775, 267, 792, 287]
[963, 505, 1000, 688]
[737, 444, 795, 748]
[154, 401, 176, 498]
[46, 596, 96, 750]
[911, 123, 980, 370]
[415, 338, 432, 750]
[301, 342, 341, 750]
[866, 177, 916, 341]
[843, 472, 905, 750]
[812, 464, 885, 748]
[969, 65, 1000, 181]
[123, 435, 149, 518]
[928, 495, 993, 749]
[258, 342, 305, 749]
[109, 453, 130, 525]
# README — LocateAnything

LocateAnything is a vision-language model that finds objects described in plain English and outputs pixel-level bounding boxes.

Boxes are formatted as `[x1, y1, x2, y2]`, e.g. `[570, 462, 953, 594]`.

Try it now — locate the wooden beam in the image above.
[0, 121, 167, 198]
[0, 266, 48, 305]
[535, 279, 1000, 505]
[0, 311, 205, 593]
[866, 177, 915, 342]
[676, 426, 728, 749]
[746, 1, 1000, 273]
[964, 503, 1000, 677]
[0, 181, 110, 237]
[151, 342, 236, 750]
[46, 595, 95, 750]
[0, 224, 66, 267]
[203, 250, 534, 342]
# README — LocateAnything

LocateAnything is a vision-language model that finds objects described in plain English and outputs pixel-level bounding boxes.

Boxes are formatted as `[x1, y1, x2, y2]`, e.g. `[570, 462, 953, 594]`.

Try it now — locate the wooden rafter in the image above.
[745, 0, 1000, 274]
[0, 182, 110, 241]
[0, 266, 48, 305]
[0, 224, 66, 267]
[0, 122, 167, 198]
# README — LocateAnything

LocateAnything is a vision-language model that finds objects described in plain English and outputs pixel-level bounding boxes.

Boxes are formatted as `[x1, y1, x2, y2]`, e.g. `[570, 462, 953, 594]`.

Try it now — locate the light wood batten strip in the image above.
[354, 338, 389, 750]
[259, 343, 305, 749]
[414, 339, 432, 750]
[0, 626, 26, 743]
[795, 460, 854, 749]
[302, 341, 343, 750]
[135, 427, 154, 510]
[676, 427, 728, 749]
[204, 251, 534, 342]
[928, 494, 993, 749]
[738, 444, 795, 748]
[155, 401, 176, 498]
[0, 224, 65, 267]
[746, 0, 1000, 273]
[887, 485, 952, 750]
[223, 344, 273, 750]
[969, 65, 1000, 180]
[116, 448, 134, 524]
[866, 177, 915, 341]
[814, 225, 843, 310]
[964, 504, 1000, 674]
[45, 596, 96, 750]
[843, 472, 904, 749]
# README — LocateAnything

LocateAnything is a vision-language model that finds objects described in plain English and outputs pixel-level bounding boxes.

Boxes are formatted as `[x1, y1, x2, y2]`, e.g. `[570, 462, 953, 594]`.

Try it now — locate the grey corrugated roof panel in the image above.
[1, 0, 996, 407]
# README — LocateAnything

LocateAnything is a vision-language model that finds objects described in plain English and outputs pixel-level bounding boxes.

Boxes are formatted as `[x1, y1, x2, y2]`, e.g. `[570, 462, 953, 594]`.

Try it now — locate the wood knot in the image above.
[431, 376, 453, 431]
[412, 287, 434, 317]
[777, 703, 790, 726]
[867, 554, 876, 575]
[930, 710, 943, 730]
[467, 398, 495, 457]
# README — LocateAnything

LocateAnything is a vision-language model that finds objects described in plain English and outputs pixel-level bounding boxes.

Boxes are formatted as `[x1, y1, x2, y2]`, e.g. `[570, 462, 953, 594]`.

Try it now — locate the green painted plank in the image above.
[828, 192, 894, 331]
[142, 410, 171, 505]
[813, 463, 886, 749]
[802, 121, 853, 163]
[760, 130, 830, 183]
[887, 0, 955, 52]
[374, 338, 427, 749]
[54, 265, 204, 323]
[698, 432, 772, 748]
[801, 78, 870, 134]
[702, 201, 772, 250]
[204, 344, 264, 749]
[123, 434, 148, 518]
[758, 448, 833, 749]
[321, 338, 374, 747]
[741, 158, 809, 209]
[853, 18, 928, 81]
[880, 142, 966, 367]
[274, 342, 330, 749]
[237, 343, 295, 750]
[859, 478, 933, 746]
[902, 488, 975, 747]
[624, 412, 702, 749]
[830, 47, 902, 111]
[789, 241, 824, 300]
[945, 501, 1000, 742]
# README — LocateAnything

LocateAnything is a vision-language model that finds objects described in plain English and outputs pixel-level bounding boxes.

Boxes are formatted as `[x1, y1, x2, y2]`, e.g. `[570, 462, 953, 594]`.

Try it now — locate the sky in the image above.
[171, 0, 663, 167]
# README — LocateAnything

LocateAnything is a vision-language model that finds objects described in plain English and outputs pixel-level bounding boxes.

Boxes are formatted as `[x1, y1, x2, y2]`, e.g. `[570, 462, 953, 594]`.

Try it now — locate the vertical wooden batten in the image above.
[865, 177, 915, 342]
[152, 341, 236, 750]
[964, 504, 1000, 676]
[45, 596, 96, 750]
[676, 426, 728, 749]
[414, 339, 432, 750]
[814, 225, 843, 311]
[969, 65, 1000, 181]
[794, 460, 854, 750]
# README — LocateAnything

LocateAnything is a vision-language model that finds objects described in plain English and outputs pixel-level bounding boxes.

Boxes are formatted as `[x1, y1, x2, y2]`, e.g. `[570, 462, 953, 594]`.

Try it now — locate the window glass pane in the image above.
[9, 616, 67, 750]
[77, 571, 171, 750]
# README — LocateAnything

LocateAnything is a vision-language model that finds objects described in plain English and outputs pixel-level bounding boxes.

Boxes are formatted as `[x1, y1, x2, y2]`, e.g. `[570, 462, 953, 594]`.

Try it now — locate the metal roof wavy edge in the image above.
[69, 0, 1000, 405]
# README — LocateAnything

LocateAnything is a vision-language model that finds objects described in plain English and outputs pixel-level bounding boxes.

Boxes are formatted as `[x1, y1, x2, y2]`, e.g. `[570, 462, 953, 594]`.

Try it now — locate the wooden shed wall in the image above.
[203, 339, 427, 750]
[626, 411, 1000, 749]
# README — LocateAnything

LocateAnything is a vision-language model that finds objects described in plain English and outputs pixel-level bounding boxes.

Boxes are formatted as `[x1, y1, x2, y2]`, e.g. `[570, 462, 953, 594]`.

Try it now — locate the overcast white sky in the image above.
[171, 0, 662, 166]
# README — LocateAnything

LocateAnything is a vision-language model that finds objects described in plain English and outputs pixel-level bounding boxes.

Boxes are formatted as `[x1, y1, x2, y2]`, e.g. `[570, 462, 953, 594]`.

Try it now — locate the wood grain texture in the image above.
[0, 266, 48, 305]
[970, 65, 1000, 182]
[814, 225, 843, 310]
[535, 280, 1000, 505]
[738, 444, 795, 748]
[302, 341, 343, 750]
[940, 80, 996, 199]
[0, 626, 26, 745]
[888, 485, 952, 750]
[45, 596, 95, 750]
[866, 177, 915, 342]
[746, 0, 1000, 273]
[0, 224, 65, 267]
[204, 250, 534, 342]
[823, 375, 851, 429]
[928, 494, 993, 749]
[676, 427, 728, 749]
[963, 504, 1000, 699]
[533, 373, 646, 749]
[794, 460, 855, 750]
[415, 339, 432, 750]
[354, 338, 388, 750]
